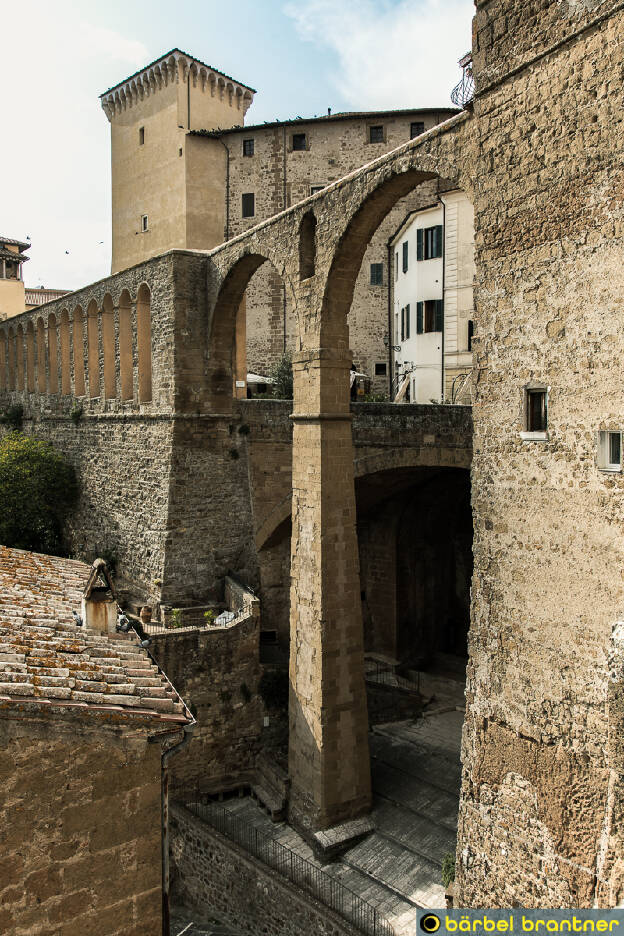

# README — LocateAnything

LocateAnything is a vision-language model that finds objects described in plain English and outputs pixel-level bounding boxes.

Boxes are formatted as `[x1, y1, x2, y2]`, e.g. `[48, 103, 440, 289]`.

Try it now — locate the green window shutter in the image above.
[401, 307, 405, 341]
[405, 303, 410, 340]
[416, 229, 424, 261]
[416, 302, 424, 334]
[434, 299, 444, 332]
[435, 225, 443, 258]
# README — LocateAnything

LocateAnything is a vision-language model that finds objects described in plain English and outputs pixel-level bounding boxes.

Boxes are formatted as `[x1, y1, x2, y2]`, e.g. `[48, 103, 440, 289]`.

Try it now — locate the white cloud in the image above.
[284, 0, 474, 110]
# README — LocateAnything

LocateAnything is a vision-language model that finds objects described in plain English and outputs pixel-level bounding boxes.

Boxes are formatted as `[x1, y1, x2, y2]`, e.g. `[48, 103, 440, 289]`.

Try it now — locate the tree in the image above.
[269, 353, 293, 400]
[0, 433, 78, 555]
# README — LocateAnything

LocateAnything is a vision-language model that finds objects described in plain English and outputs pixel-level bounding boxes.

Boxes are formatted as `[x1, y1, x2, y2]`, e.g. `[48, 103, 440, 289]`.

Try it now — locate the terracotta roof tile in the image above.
[0, 546, 191, 726]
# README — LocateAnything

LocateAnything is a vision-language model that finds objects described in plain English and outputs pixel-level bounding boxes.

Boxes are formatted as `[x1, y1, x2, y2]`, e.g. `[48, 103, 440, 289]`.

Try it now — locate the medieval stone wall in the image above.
[150, 618, 263, 795]
[170, 804, 362, 936]
[0, 713, 162, 936]
[457, 0, 624, 908]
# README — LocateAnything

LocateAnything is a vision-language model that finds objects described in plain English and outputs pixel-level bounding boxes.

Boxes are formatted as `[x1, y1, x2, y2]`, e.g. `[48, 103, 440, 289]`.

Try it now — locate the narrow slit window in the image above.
[139, 126, 145, 145]
[141, 214, 149, 232]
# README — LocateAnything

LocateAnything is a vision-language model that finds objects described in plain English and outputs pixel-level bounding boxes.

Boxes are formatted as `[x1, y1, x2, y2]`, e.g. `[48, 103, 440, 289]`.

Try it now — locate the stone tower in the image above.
[101, 49, 255, 274]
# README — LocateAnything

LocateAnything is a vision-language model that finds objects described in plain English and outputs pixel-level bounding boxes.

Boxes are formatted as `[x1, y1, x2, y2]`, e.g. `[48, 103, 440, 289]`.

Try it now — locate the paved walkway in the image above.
[202, 704, 464, 935]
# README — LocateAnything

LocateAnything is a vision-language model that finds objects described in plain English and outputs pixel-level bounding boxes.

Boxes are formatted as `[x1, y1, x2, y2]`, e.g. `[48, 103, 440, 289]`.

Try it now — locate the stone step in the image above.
[372, 798, 456, 867]
[342, 832, 444, 909]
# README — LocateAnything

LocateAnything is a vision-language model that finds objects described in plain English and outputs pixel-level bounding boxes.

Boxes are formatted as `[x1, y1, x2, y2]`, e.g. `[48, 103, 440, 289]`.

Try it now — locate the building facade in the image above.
[101, 49, 458, 393]
[0, 236, 29, 321]
[391, 190, 474, 403]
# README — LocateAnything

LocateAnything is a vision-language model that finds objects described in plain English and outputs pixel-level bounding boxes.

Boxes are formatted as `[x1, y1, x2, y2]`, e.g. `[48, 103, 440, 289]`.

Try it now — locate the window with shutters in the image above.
[417, 225, 443, 261]
[404, 303, 410, 339]
[402, 241, 408, 273]
[242, 193, 255, 218]
[400, 307, 405, 341]
[395, 252, 399, 281]
[521, 384, 549, 440]
[410, 121, 425, 138]
[416, 300, 443, 334]
[597, 431, 623, 471]
[370, 263, 384, 285]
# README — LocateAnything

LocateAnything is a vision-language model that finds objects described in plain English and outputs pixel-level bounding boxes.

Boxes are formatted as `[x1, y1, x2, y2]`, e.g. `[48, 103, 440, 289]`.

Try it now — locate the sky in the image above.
[1, 0, 473, 291]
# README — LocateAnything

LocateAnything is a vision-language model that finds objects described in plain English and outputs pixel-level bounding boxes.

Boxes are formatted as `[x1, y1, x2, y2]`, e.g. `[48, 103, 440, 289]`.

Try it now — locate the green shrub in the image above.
[203, 609, 216, 625]
[2, 405, 24, 431]
[441, 852, 456, 888]
[269, 353, 293, 400]
[0, 432, 78, 554]
[171, 608, 183, 628]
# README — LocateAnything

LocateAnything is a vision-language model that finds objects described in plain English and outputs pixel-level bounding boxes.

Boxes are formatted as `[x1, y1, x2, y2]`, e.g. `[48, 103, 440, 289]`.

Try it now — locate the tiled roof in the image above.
[0, 236, 30, 250]
[0, 546, 191, 727]
[0, 247, 28, 263]
[100, 47, 256, 97]
[190, 106, 459, 136]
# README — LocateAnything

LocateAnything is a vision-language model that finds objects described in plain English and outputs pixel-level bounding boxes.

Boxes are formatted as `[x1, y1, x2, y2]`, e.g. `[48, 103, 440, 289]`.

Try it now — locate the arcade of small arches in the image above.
[0, 285, 153, 404]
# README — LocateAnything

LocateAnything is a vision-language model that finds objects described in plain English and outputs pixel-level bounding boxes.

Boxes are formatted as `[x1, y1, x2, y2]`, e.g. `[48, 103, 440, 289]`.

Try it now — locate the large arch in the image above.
[209, 252, 294, 410]
[136, 283, 152, 403]
[73, 307, 86, 397]
[102, 293, 116, 400]
[118, 289, 133, 401]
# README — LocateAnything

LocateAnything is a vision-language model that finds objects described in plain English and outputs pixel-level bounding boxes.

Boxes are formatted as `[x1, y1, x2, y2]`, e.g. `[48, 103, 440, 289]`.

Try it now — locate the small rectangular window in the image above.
[139, 126, 145, 145]
[310, 185, 325, 195]
[597, 431, 622, 471]
[410, 121, 425, 138]
[468, 319, 474, 352]
[375, 362, 387, 376]
[370, 263, 383, 286]
[369, 125, 384, 143]
[242, 193, 255, 218]
[141, 214, 149, 232]
[243, 138, 255, 156]
[402, 241, 408, 273]
[524, 388, 548, 435]
[292, 133, 307, 151]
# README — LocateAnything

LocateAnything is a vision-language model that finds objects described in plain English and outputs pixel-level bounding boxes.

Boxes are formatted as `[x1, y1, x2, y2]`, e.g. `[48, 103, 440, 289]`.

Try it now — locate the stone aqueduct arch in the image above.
[0, 111, 476, 835]
[202, 111, 476, 831]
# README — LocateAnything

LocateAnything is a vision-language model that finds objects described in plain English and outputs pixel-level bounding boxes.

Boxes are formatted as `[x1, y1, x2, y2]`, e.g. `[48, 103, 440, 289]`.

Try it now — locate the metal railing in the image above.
[184, 799, 395, 936]
[364, 659, 421, 696]
[142, 605, 252, 637]
[451, 54, 475, 109]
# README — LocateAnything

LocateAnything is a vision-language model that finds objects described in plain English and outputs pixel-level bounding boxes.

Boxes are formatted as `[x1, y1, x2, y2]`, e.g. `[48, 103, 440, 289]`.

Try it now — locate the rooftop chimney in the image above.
[81, 559, 117, 636]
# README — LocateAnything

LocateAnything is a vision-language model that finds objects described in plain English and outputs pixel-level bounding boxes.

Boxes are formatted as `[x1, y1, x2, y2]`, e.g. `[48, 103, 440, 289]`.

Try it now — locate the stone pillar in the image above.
[288, 346, 372, 833]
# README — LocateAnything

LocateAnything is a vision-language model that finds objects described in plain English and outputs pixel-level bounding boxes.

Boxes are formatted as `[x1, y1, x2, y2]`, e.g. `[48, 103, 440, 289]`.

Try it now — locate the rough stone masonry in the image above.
[1, 0, 623, 904]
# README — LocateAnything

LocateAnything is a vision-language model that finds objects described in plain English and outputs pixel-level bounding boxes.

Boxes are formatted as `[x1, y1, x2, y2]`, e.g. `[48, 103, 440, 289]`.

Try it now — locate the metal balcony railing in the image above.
[451, 52, 475, 109]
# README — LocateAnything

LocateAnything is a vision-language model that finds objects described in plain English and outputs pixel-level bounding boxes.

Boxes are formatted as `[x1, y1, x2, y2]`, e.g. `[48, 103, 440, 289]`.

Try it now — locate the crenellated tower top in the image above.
[100, 48, 256, 124]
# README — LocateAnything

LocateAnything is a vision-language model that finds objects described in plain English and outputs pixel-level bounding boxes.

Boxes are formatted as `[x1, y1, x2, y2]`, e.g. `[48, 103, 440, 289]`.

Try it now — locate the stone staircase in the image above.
[211, 709, 464, 936]
[250, 751, 290, 821]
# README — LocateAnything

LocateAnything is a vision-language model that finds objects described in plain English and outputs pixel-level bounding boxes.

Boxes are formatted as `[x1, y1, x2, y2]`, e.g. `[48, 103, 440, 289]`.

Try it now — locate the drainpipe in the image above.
[387, 240, 394, 398]
[216, 138, 231, 241]
[282, 126, 288, 348]
[440, 196, 446, 403]
[160, 722, 195, 936]
[145, 639, 197, 936]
